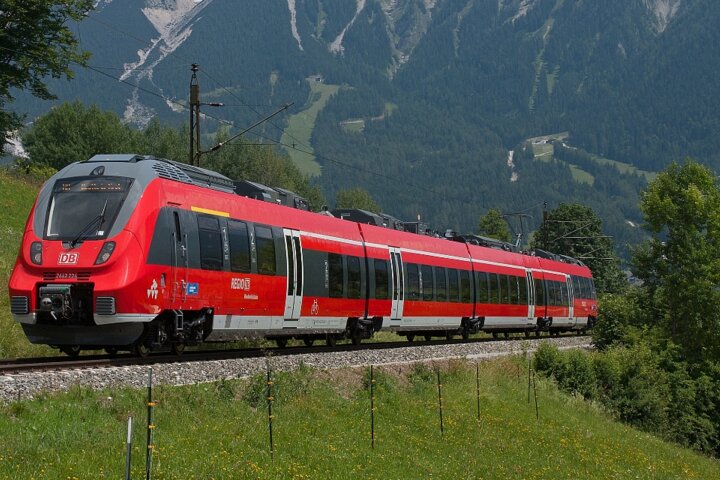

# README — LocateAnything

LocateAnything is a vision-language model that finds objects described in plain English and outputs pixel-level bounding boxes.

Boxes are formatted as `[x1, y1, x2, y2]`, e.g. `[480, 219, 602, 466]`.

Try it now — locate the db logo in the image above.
[310, 299, 320, 316]
[58, 252, 79, 265]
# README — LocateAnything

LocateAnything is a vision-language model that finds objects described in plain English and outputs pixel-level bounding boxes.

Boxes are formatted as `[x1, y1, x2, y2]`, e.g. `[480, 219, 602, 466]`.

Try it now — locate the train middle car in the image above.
[8, 154, 597, 355]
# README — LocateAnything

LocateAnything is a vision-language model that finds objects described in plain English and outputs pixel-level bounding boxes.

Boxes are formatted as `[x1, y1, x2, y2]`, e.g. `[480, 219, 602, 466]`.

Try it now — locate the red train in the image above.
[8, 154, 597, 356]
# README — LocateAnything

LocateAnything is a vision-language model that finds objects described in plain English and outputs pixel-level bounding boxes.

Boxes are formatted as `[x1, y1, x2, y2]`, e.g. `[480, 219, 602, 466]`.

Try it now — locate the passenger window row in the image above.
[197, 214, 276, 275]
[476, 272, 528, 305]
[404, 263, 473, 303]
[571, 275, 596, 300]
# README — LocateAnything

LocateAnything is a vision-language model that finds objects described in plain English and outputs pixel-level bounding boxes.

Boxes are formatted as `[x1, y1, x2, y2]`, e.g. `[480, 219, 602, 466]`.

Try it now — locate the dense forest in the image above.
[9, 0, 720, 260]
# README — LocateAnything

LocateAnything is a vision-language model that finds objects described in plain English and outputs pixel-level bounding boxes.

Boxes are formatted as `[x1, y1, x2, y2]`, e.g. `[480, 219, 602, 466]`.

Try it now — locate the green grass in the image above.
[531, 142, 554, 159]
[590, 155, 656, 182]
[281, 78, 340, 177]
[569, 164, 595, 185]
[526, 132, 656, 182]
[0, 169, 53, 358]
[1, 357, 718, 479]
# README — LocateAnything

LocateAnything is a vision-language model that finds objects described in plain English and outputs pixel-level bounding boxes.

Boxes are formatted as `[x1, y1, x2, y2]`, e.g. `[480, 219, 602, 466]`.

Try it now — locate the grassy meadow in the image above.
[1, 357, 718, 479]
[0, 169, 53, 358]
[281, 78, 340, 177]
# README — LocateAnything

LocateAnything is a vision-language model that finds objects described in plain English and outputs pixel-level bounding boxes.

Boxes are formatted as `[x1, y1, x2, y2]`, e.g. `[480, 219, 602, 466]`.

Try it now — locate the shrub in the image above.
[558, 349, 596, 399]
[533, 342, 564, 378]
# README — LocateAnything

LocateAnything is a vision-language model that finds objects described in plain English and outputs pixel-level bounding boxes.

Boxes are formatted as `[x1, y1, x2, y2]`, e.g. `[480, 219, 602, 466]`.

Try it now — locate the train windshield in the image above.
[45, 176, 134, 241]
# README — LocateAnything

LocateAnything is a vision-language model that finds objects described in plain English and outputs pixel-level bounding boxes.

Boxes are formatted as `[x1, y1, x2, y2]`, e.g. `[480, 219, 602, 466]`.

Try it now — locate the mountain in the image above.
[10, 0, 720, 258]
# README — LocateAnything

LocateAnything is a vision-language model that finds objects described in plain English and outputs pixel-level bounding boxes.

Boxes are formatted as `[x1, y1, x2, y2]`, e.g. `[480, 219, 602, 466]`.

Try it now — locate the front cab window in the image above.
[45, 176, 133, 241]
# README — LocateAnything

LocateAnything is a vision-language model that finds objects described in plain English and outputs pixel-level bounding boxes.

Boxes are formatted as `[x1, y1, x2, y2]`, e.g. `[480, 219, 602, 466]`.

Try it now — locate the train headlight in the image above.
[94, 241, 116, 265]
[30, 241, 42, 265]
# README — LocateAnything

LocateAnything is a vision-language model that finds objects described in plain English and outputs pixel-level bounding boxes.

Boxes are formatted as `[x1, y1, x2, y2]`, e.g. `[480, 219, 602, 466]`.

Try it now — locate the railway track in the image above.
[0, 333, 589, 375]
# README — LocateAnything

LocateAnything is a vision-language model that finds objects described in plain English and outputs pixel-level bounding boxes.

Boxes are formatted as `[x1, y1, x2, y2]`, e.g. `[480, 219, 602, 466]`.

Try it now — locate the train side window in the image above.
[373, 259, 389, 300]
[447, 269, 459, 302]
[498, 275, 508, 304]
[476, 272, 489, 303]
[590, 278, 596, 299]
[561, 281, 569, 305]
[549, 281, 556, 305]
[255, 225, 276, 275]
[572, 275, 581, 298]
[460, 270, 472, 303]
[347, 256, 362, 299]
[435, 267, 447, 302]
[228, 220, 251, 273]
[585, 277, 592, 299]
[489, 273, 499, 303]
[328, 253, 344, 298]
[552, 281, 561, 306]
[421, 265, 434, 301]
[518, 275, 528, 304]
[557, 281, 564, 305]
[197, 215, 223, 271]
[509, 276, 520, 304]
[406, 263, 420, 300]
[534, 279, 546, 306]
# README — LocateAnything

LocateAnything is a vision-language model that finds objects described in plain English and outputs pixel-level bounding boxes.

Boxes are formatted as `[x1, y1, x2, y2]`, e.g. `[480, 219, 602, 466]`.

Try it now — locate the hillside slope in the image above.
[13, 0, 720, 252]
[1, 359, 718, 477]
[0, 170, 51, 357]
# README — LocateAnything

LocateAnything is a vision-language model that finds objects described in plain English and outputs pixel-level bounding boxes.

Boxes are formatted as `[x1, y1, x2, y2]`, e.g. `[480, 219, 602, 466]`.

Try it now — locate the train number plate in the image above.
[58, 252, 79, 265]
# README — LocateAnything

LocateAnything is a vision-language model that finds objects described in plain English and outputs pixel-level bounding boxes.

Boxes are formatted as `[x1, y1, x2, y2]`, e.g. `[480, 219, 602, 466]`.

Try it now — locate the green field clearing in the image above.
[1, 357, 717, 479]
[530, 137, 658, 186]
[569, 165, 595, 185]
[0, 170, 54, 358]
[281, 79, 340, 177]
[590, 155, 656, 182]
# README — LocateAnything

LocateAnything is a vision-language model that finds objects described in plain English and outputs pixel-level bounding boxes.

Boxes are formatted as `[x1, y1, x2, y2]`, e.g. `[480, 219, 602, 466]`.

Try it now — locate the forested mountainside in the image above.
[12, 0, 720, 256]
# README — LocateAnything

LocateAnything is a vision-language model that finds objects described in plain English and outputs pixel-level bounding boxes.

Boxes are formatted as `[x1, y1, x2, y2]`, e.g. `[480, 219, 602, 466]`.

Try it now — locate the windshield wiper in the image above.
[69, 199, 108, 248]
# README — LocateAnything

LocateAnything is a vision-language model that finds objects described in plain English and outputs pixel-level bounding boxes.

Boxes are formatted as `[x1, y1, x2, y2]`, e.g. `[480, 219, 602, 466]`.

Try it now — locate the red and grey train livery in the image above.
[8, 154, 597, 356]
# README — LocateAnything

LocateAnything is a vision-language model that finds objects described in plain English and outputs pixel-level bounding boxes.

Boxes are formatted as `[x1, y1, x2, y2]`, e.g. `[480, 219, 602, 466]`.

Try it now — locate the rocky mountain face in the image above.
[11, 0, 720, 253]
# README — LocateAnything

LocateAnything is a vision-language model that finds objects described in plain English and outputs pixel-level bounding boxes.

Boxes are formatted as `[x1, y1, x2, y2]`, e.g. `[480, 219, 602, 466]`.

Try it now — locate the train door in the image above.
[389, 248, 404, 323]
[283, 229, 304, 322]
[525, 270, 535, 325]
[566, 275, 575, 327]
[171, 210, 188, 303]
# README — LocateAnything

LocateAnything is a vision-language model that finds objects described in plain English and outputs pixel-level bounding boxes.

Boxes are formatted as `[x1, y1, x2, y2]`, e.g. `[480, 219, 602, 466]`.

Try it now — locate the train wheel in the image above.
[61, 345, 81, 357]
[351, 333, 362, 346]
[524, 331, 530, 338]
[492, 332, 498, 339]
[134, 343, 150, 357]
[446, 331, 453, 341]
[105, 347, 119, 356]
[535, 330, 541, 337]
[172, 343, 186, 356]
[326, 335, 337, 347]
[276, 338, 288, 349]
[424, 334, 433, 342]
[407, 335, 415, 343]
[461, 330, 470, 340]
[303, 338, 315, 347]
[503, 332, 510, 339]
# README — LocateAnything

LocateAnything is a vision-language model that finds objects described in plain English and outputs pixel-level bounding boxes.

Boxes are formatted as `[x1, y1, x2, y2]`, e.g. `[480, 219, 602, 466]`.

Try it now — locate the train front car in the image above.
[7, 154, 209, 356]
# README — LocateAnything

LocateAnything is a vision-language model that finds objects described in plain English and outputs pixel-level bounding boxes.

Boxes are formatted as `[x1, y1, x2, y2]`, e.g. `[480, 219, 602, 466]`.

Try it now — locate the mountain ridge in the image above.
[9, 0, 720, 258]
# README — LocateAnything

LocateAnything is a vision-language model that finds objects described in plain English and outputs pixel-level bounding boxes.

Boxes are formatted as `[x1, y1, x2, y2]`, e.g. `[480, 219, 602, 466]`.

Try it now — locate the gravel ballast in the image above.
[0, 336, 590, 403]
